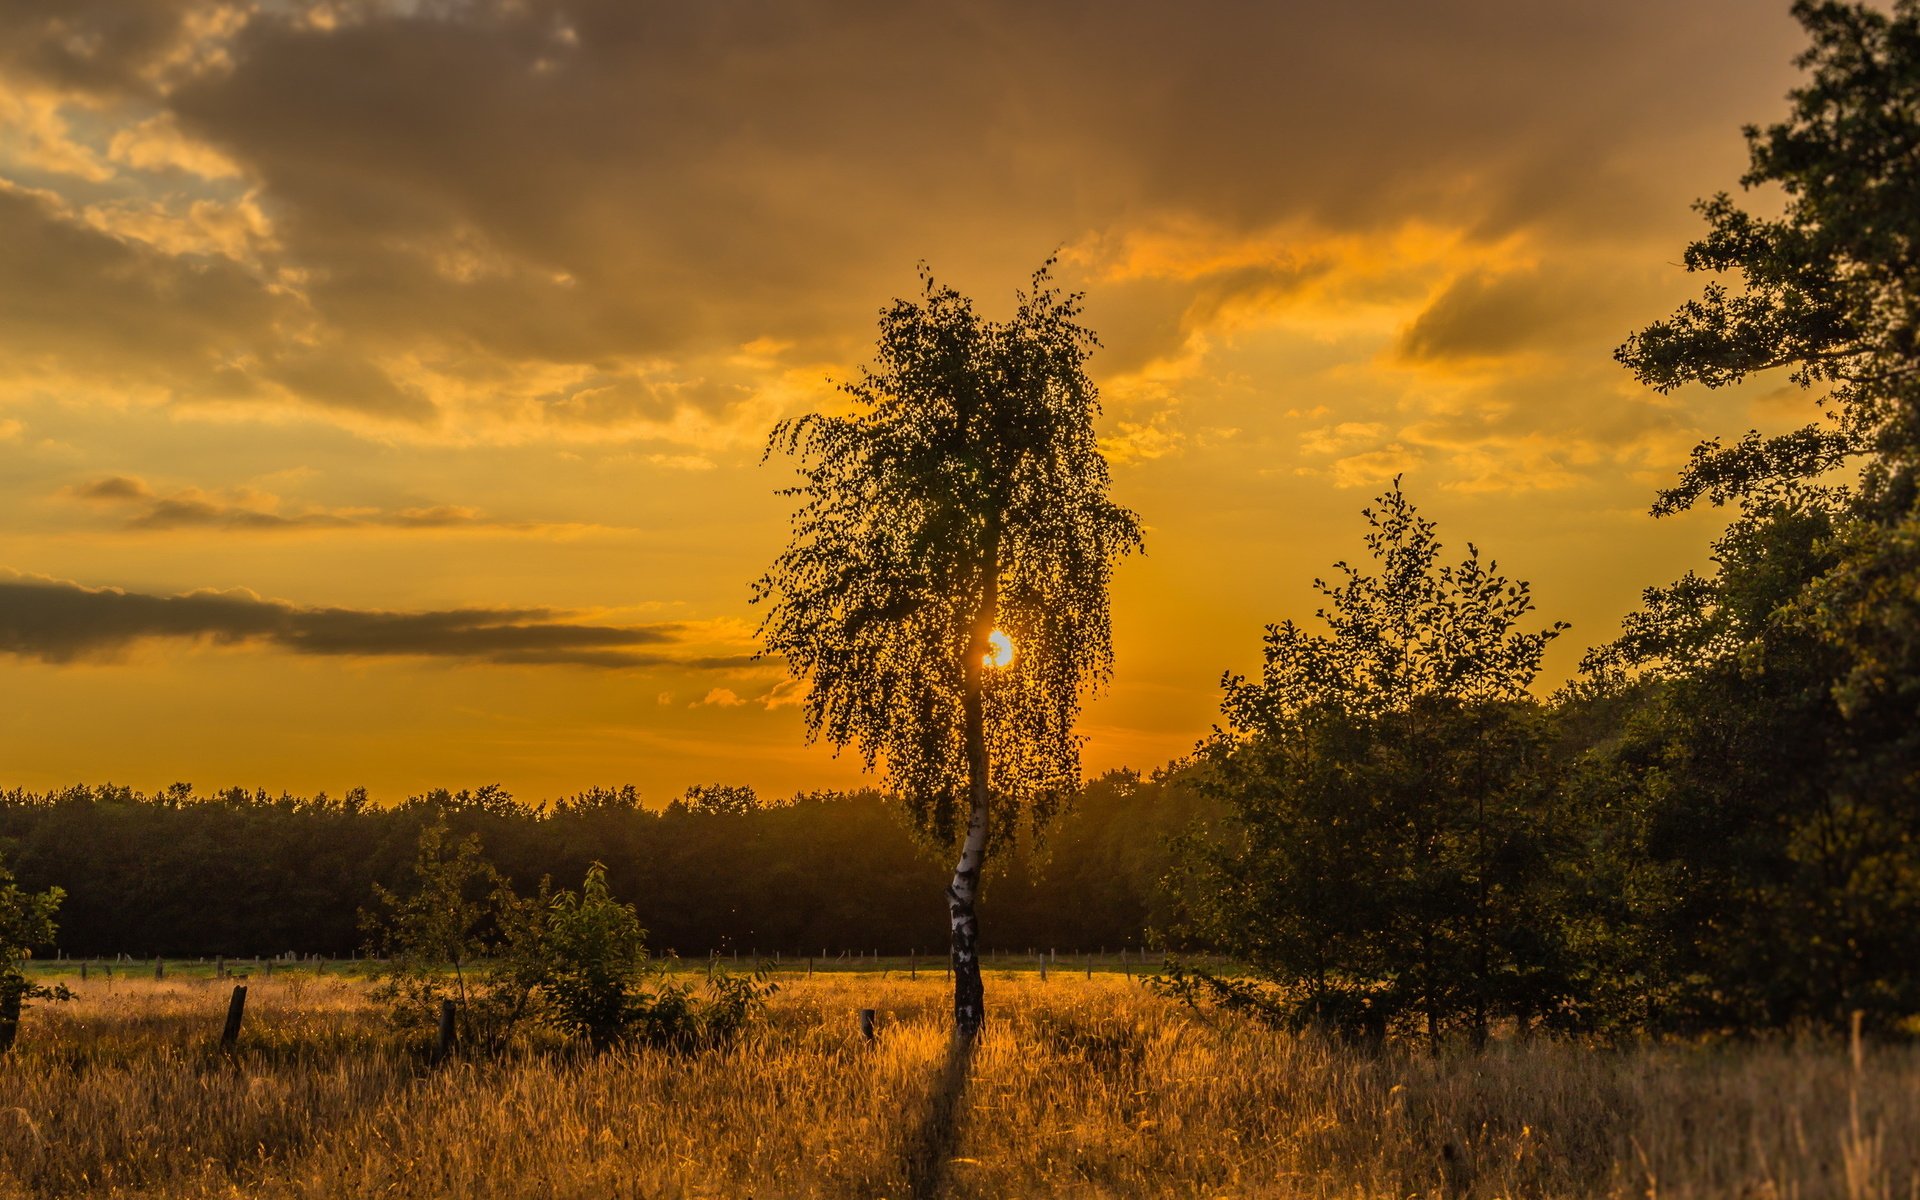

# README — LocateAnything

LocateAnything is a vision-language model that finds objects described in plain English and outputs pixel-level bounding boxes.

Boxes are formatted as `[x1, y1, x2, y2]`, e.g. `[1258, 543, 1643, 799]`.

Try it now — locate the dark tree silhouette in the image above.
[0, 780, 1197, 961]
[1617, 0, 1920, 519]
[1589, 0, 1920, 1030]
[754, 261, 1141, 1036]
[0, 852, 66, 1051]
[1167, 482, 1571, 1045]
[1610, 0, 1920, 794]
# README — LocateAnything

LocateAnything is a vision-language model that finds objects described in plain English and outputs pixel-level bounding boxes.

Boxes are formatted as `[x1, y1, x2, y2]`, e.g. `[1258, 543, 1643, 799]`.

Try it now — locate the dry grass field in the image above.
[0, 968, 1916, 1199]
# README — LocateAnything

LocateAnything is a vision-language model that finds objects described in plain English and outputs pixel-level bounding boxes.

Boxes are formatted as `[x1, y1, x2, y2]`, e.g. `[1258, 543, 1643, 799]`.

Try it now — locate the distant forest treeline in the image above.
[0, 773, 1208, 959]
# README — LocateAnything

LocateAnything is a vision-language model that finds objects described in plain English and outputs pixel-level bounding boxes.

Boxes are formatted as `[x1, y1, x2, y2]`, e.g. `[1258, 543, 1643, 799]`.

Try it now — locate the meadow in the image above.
[0, 965, 1916, 1199]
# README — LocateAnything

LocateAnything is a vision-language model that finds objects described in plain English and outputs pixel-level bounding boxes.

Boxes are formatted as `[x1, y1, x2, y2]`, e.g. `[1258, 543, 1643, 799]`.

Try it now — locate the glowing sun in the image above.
[985, 629, 1015, 669]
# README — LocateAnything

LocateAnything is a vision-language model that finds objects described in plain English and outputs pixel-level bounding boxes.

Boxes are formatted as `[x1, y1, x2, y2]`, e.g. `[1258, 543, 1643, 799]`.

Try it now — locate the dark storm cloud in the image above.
[0, 0, 210, 96]
[71, 475, 152, 502]
[155, 0, 1799, 366]
[0, 183, 281, 375]
[1397, 268, 1614, 364]
[0, 572, 742, 668]
[63, 474, 554, 532]
[118, 500, 488, 532]
[0, 0, 1805, 430]
[253, 347, 434, 420]
[0, 183, 430, 419]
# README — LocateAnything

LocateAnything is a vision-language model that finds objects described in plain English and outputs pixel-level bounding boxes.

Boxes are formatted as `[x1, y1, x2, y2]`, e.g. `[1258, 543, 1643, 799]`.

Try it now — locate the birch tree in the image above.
[755, 260, 1141, 1037]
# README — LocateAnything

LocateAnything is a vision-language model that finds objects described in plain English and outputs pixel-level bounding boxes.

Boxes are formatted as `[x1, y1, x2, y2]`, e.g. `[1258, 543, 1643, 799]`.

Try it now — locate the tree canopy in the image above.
[1169, 482, 1572, 1043]
[755, 260, 1142, 844]
[756, 259, 1141, 1034]
[1587, 0, 1920, 1031]
[1618, 0, 1920, 517]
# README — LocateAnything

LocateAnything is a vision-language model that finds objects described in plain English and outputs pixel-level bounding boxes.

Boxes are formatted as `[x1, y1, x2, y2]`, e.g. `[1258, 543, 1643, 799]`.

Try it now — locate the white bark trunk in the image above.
[948, 554, 997, 1037]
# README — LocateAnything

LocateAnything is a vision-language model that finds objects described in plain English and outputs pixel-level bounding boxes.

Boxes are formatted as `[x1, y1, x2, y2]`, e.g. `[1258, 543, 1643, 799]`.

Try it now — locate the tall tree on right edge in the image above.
[755, 261, 1141, 1038]
[1595, 0, 1920, 1029]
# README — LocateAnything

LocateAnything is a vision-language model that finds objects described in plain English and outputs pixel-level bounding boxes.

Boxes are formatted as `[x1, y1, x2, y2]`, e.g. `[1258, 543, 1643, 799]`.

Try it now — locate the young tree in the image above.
[1167, 482, 1570, 1045]
[502, 863, 650, 1050]
[756, 261, 1141, 1036]
[361, 817, 520, 1046]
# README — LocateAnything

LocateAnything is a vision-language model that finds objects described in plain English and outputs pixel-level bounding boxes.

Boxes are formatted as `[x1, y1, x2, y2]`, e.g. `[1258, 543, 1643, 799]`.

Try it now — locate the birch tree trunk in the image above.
[948, 567, 998, 1038]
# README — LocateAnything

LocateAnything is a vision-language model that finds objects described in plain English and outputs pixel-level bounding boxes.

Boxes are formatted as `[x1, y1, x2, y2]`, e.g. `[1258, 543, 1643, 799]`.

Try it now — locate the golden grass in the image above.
[0, 971, 1916, 1198]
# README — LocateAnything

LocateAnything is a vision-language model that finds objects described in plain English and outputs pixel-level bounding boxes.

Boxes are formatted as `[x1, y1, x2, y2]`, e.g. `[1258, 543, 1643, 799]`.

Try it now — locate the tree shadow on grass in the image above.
[903, 1033, 978, 1199]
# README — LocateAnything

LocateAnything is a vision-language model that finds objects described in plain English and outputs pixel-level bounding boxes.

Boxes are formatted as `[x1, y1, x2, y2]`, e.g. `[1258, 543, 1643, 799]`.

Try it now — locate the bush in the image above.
[363, 827, 774, 1053]
[0, 853, 70, 1051]
[503, 863, 777, 1049]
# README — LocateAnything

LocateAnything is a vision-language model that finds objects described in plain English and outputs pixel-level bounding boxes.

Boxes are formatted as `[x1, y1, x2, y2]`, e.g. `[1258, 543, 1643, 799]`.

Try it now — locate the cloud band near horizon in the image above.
[0, 572, 755, 670]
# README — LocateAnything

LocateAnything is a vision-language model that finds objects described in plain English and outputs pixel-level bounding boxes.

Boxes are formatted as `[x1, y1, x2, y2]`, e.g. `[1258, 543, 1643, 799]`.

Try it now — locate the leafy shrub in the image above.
[0, 853, 70, 1051]
[364, 827, 773, 1053]
[503, 863, 777, 1049]
[502, 864, 646, 1048]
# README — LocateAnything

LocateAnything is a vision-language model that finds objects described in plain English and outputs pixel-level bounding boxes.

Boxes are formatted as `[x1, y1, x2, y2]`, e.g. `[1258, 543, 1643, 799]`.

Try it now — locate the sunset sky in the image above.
[0, 0, 1817, 804]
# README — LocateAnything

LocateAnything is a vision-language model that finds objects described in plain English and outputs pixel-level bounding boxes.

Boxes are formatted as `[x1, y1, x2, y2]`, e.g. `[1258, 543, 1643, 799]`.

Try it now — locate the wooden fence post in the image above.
[154, 956, 164, 981]
[1039, 951, 1047, 982]
[79, 961, 88, 982]
[432, 999, 457, 1064]
[910, 951, 916, 981]
[221, 985, 247, 1047]
[859, 1008, 876, 1043]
